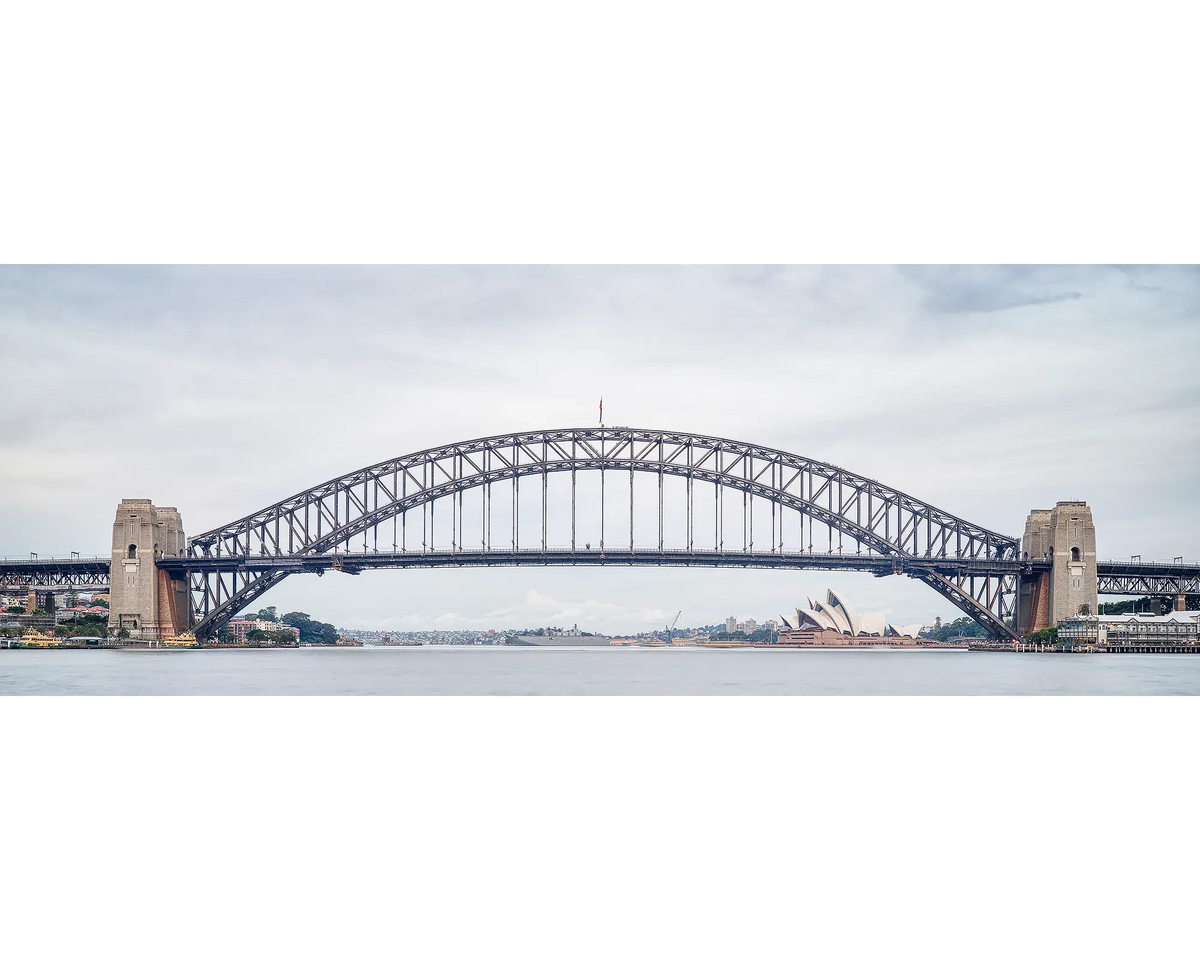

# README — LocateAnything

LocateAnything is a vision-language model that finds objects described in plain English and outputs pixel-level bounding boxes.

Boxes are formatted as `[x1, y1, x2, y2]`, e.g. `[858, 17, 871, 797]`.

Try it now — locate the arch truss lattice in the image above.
[178, 428, 1022, 639]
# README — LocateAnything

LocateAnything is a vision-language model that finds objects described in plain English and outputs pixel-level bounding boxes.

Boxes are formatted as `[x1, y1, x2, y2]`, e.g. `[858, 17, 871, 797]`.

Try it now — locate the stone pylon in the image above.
[108, 500, 189, 638]
[1019, 501, 1097, 633]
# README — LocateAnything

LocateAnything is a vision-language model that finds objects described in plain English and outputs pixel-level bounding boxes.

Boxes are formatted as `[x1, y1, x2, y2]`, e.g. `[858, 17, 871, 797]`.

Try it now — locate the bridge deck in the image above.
[156, 549, 1028, 577]
[3, 554, 1198, 595]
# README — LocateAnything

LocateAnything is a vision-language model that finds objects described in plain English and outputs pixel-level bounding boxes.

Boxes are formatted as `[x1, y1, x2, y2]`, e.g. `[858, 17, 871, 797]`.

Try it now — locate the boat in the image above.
[19, 630, 64, 648]
[507, 634, 611, 647]
[160, 632, 200, 648]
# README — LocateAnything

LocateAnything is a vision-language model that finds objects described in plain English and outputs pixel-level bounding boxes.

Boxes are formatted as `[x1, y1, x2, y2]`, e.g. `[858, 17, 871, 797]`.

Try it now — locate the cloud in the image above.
[898, 265, 1084, 314]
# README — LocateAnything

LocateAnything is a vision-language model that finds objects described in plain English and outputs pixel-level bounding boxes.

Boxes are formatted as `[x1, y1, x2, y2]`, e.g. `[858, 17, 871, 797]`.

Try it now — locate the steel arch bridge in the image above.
[165, 427, 1026, 640]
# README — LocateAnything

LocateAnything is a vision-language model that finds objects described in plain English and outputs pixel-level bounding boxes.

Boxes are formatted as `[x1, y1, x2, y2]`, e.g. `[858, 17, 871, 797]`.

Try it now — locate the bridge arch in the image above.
[179, 428, 1021, 640]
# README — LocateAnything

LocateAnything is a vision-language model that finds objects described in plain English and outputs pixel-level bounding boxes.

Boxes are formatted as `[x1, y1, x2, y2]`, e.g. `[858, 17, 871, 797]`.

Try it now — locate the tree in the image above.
[1078, 603, 1091, 616]
[256, 606, 278, 622]
[67, 613, 109, 637]
[117, 627, 130, 639]
[282, 611, 339, 644]
[932, 616, 987, 642]
[282, 611, 313, 635]
[245, 629, 269, 642]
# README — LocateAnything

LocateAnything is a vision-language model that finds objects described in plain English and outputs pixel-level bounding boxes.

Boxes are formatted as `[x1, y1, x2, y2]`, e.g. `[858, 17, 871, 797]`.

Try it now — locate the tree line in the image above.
[223, 606, 340, 644]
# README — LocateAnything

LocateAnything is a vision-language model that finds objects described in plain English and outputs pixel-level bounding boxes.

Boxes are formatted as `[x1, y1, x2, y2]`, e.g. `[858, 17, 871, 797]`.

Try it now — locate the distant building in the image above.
[225, 619, 300, 642]
[725, 616, 738, 634]
[1058, 611, 1200, 647]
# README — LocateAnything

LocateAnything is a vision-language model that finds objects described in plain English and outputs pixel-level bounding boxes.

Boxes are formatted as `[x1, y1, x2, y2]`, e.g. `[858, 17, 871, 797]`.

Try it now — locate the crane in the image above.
[665, 610, 681, 643]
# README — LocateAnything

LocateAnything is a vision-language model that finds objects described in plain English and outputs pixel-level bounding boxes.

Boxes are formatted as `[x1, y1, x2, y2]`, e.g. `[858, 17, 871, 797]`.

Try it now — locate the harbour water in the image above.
[3, 645, 1200, 694]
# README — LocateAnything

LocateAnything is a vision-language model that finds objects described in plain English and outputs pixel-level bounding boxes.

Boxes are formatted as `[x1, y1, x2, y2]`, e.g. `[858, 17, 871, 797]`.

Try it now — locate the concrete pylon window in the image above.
[127, 544, 137, 559]
[1071, 547, 1081, 562]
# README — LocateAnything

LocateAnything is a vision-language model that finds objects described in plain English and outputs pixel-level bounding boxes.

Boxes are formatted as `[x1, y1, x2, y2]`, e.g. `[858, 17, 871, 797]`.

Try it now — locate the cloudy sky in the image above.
[2, 266, 1197, 633]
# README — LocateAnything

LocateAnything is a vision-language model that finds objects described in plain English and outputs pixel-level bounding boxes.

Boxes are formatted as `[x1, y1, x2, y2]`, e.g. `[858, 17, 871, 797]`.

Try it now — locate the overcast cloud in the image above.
[1, 266, 1197, 632]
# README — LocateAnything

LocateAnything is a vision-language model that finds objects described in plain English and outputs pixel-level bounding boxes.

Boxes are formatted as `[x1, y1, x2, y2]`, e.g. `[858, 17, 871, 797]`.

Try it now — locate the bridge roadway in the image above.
[4, 552, 1200, 595]
[157, 549, 1028, 578]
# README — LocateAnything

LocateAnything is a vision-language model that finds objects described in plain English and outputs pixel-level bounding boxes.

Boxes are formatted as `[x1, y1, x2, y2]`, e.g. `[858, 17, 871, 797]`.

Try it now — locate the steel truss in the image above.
[1097, 562, 1200, 598]
[0, 559, 111, 591]
[182, 427, 1022, 639]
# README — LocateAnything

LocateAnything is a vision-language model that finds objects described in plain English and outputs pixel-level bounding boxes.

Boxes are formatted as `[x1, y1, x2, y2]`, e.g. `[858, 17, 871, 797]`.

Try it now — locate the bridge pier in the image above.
[108, 500, 189, 639]
[25, 589, 56, 616]
[1020, 502, 1097, 633]
[1018, 568, 1052, 635]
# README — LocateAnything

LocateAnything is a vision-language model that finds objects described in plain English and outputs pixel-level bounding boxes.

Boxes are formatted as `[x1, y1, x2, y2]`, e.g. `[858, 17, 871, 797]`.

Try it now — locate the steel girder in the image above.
[162, 551, 1027, 577]
[915, 571, 1019, 636]
[183, 427, 1022, 639]
[1099, 571, 1200, 592]
[0, 559, 111, 591]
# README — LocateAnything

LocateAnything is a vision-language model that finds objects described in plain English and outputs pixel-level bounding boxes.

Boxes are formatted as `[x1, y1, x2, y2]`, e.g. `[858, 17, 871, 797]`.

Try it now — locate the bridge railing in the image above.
[1099, 558, 1194, 569]
[0, 555, 107, 563]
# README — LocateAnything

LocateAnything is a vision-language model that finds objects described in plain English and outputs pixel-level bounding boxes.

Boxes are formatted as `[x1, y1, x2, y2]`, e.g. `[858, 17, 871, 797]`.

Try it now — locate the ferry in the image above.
[19, 630, 64, 648]
[160, 632, 200, 648]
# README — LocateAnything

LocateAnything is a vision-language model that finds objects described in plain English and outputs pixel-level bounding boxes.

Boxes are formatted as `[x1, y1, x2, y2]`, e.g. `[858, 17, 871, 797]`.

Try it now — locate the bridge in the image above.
[2, 427, 1196, 641]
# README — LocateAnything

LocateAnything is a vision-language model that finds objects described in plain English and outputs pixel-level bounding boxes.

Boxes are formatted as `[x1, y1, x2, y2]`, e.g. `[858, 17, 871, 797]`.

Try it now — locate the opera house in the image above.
[778, 590, 923, 645]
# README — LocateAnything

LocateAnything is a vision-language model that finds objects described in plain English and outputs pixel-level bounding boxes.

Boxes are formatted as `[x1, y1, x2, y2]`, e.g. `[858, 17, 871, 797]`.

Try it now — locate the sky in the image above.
[1, 265, 1198, 633]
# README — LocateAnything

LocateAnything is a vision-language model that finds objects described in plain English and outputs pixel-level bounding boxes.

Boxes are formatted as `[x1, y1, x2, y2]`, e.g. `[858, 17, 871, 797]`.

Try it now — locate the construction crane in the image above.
[665, 610, 681, 643]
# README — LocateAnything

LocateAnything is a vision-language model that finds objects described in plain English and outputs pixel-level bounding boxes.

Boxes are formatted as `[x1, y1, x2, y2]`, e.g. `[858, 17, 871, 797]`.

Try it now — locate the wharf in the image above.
[969, 641, 1200, 654]
[969, 642, 1091, 653]
[1095, 643, 1200, 654]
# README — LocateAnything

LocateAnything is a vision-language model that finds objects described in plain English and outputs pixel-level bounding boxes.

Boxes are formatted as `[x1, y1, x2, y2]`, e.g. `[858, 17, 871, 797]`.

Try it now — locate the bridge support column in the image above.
[1018, 570, 1052, 635]
[26, 590, 55, 616]
[108, 500, 189, 639]
[1022, 502, 1097, 629]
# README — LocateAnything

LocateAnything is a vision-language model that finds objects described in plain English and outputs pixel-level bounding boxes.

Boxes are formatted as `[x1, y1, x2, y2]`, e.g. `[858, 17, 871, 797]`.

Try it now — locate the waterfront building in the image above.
[725, 616, 738, 634]
[1058, 611, 1200, 647]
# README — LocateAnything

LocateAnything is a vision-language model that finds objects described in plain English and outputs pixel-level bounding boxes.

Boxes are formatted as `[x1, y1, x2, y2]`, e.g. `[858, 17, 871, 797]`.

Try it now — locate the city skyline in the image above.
[2, 265, 1198, 633]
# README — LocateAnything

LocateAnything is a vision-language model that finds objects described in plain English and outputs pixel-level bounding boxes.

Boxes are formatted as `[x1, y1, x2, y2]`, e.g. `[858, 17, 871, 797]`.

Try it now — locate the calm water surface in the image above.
[3, 645, 1200, 694]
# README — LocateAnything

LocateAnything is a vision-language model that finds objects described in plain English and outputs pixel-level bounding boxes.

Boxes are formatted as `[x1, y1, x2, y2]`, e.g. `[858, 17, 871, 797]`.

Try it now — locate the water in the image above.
[3, 645, 1200, 694]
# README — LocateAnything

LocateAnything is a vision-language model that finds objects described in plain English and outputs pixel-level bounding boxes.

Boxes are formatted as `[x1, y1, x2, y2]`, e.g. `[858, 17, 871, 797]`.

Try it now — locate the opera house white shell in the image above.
[780, 590, 921, 639]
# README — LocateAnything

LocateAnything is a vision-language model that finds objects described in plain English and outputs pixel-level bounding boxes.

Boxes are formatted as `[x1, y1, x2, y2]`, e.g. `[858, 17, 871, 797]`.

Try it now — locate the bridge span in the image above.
[8, 554, 1197, 595]
[2, 426, 1195, 641]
